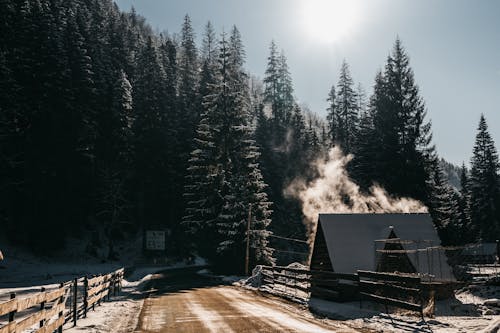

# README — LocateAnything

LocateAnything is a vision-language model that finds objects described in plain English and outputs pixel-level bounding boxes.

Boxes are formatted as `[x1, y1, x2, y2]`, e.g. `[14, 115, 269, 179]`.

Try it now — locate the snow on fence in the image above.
[0, 267, 124, 333]
[260, 265, 311, 302]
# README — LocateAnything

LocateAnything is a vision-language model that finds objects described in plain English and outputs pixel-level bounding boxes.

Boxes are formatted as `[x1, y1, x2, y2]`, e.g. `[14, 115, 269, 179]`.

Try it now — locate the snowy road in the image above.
[134, 269, 362, 333]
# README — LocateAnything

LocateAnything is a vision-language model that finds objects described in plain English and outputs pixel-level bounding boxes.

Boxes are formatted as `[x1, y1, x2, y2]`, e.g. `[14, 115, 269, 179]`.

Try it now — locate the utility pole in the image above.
[245, 204, 252, 276]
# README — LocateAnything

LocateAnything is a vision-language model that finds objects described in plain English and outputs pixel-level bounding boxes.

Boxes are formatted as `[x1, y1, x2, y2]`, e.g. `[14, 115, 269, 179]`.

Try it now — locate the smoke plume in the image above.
[284, 147, 428, 243]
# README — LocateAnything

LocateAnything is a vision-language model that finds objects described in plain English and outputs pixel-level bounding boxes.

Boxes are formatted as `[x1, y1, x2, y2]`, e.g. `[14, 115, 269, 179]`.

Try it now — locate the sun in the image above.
[300, 0, 360, 44]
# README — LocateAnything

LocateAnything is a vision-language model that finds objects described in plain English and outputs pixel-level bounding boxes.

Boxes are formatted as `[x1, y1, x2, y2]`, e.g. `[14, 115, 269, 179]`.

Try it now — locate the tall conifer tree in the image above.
[469, 115, 500, 241]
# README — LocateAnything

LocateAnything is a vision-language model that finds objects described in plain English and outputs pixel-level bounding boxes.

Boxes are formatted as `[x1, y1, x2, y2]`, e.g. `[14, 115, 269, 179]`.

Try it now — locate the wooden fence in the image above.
[260, 266, 310, 301]
[310, 270, 359, 301]
[257, 266, 434, 316]
[358, 270, 428, 318]
[0, 268, 124, 333]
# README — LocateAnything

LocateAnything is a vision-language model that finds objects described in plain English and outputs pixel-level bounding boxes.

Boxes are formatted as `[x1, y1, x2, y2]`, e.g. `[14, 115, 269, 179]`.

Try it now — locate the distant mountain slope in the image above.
[439, 158, 464, 190]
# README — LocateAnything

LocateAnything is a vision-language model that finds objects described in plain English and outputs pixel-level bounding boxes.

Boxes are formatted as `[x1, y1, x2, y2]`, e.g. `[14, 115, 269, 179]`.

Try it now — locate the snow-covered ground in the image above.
[308, 284, 500, 333]
[63, 268, 159, 333]
[238, 263, 500, 332]
[0, 235, 144, 290]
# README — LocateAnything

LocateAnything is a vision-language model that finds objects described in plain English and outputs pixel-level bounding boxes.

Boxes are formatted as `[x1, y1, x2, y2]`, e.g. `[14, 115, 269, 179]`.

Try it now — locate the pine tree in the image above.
[357, 83, 367, 114]
[263, 40, 280, 119]
[334, 60, 358, 153]
[326, 85, 337, 145]
[364, 39, 434, 203]
[277, 51, 294, 123]
[178, 14, 199, 126]
[198, 21, 218, 102]
[427, 157, 458, 244]
[455, 164, 474, 243]
[469, 115, 500, 241]
[351, 71, 382, 188]
[184, 30, 274, 272]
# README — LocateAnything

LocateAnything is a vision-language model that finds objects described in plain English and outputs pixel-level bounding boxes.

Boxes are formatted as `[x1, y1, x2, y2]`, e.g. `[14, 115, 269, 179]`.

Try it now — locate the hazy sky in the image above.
[115, 0, 500, 165]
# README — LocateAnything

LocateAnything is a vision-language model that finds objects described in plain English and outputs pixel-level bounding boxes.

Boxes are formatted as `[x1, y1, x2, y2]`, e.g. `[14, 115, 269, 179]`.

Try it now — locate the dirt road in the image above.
[134, 268, 360, 333]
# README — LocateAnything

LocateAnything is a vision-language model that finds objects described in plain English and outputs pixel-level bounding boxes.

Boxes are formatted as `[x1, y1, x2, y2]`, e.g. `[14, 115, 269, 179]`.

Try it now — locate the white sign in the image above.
[146, 230, 165, 250]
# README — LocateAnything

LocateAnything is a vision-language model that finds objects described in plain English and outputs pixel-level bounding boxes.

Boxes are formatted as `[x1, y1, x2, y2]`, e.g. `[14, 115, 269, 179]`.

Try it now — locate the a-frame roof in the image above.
[315, 213, 455, 281]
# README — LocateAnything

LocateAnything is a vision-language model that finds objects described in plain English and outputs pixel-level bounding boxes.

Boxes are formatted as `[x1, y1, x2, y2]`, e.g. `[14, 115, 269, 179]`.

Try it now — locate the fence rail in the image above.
[257, 265, 434, 316]
[0, 268, 124, 333]
[357, 270, 429, 318]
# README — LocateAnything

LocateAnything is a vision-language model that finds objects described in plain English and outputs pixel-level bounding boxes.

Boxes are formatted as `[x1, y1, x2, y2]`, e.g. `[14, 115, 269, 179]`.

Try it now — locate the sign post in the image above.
[145, 230, 166, 251]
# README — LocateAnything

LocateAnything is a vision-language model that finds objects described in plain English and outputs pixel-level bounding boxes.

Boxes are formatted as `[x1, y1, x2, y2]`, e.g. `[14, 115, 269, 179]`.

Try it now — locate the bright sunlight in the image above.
[300, 0, 360, 44]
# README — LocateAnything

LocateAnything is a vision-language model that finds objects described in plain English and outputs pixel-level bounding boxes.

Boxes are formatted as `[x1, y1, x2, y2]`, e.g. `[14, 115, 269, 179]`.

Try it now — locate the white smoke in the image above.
[284, 147, 428, 243]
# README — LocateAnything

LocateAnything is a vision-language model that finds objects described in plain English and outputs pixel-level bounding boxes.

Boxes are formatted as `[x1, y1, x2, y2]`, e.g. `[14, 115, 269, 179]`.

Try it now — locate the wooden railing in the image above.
[260, 266, 311, 301]
[259, 265, 359, 301]
[309, 270, 359, 301]
[0, 284, 69, 333]
[256, 266, 434, 316]
[358, 270, 431, 318]
[0, 268, 124, 333]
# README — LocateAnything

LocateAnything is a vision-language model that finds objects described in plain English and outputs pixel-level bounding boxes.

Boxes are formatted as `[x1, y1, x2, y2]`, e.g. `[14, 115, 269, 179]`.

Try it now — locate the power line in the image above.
[272, 249, 309, 255]
[269, 234, 308, 244]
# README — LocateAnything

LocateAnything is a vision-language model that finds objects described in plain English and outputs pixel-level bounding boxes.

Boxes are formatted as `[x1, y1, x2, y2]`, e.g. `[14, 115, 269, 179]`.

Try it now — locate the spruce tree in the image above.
[326, 85, 337, 145]
[469, 115, 500, 241]
[455, 164, 474, 243]
[263, 40, 280, 119]
[366, 39, 434, 203]
[351, 71, 383, 189]
[334, 60, 358, 154]
[427, 157, 458, 244]
[184, 30, 274, 272]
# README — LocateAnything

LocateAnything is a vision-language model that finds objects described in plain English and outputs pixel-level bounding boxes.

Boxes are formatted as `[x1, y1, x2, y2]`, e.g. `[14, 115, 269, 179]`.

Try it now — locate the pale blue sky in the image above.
[115, 0, 500, 165]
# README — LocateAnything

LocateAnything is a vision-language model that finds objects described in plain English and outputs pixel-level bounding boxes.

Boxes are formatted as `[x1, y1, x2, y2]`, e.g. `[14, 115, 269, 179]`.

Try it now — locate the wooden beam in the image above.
[0, 321, 16, 333]
[0, 299, 17, 317]
[359, 280, 420, 297]
[357, 270, 420, 284]
[360, 292, 422, 312]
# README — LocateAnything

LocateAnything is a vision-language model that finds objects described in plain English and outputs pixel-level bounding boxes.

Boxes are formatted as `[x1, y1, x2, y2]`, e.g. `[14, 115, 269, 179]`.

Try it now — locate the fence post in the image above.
[8, 293, 16, 323]
[58, 283, 64, 333]
[113, 273, 117, 296]
[118, 271, 122, 293]
[108, 275, 111, 301]
[40, 287, 46, 328]
[83, 277, 88, 318]
[92, 275, 96, 311]
[73, 278, 78, 326]
[116, 271, 121, 294]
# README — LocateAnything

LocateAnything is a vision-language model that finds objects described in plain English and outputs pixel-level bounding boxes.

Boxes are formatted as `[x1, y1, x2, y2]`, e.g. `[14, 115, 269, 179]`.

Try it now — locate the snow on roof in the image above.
[317, 213, 455, 281]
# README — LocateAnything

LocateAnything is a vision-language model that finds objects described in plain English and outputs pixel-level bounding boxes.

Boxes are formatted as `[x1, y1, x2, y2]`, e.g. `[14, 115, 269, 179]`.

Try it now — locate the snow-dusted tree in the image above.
[357, 83, 367, 114]
[175, 15, 200, 227]
[178, 14, 198, 121]
[263, 40, 280, 117]
[426, 158, 459, 244]
[277, 51, 294, 123]
[184, 28, 274, 272]
[198, 21, 218, 102]
[326, 85, 337, 145]
[454, 164, 474, 243]
[263, 41, 294, 127]
[182, 107, 220, 254]
[351, 71, 382, 189]
[334, 60, 359, 153]
[469, 115, 500, 241]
